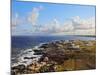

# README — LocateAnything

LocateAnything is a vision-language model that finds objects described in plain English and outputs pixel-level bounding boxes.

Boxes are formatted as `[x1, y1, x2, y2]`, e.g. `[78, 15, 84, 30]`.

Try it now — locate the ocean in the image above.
[11, 35, 95, 64]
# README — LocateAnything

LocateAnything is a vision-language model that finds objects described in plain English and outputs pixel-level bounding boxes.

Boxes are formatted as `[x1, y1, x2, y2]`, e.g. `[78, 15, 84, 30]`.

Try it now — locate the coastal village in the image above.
[11, 40, 96, 75]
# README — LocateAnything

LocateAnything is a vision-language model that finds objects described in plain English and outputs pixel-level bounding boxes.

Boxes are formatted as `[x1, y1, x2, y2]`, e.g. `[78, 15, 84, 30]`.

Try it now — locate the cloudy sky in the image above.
[11, 0, 96, 36]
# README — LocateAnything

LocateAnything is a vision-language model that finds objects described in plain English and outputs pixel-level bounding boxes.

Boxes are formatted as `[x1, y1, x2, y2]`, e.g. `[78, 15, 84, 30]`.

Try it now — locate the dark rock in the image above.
[39, 43, 48, 48]
[24, 57, 36, 59]
[33, 50, 44, 55]
[11, 64, 26, 74]
[43, 48, 68, 64]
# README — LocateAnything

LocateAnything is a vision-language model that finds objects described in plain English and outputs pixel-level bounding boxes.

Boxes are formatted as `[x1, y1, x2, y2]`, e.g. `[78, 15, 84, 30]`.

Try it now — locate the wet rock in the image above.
[39, 43, 48, 48]
[12, 64, 26, 70]
[24, 57, 36, 59]
[11, 64, 26, 75]
[33, 50, 44, 55]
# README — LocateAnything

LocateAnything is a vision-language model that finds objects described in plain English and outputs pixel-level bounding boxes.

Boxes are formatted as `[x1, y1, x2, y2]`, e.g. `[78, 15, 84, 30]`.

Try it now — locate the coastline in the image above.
[11, 39, 96, 75]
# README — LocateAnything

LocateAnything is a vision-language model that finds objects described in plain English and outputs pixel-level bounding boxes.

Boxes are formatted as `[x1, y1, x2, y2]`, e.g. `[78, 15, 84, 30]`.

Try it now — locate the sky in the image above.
[11, 0, 96, 36]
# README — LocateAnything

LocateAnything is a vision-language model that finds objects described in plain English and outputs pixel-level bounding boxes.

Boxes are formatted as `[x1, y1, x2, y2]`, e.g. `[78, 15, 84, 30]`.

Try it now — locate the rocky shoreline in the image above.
[11, 40, 96, 75]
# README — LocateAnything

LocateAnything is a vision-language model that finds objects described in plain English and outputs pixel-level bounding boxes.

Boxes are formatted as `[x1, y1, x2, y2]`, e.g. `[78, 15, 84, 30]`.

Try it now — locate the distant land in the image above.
[76, 35, 96, 37]
[11, 34, 96, 37]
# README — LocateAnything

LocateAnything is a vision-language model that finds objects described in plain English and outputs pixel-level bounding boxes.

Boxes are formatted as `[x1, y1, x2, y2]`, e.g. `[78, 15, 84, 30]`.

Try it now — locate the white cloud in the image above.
[71, 16, 95, 30]
[39, 19, 74, 33]
[70, 16, 95, 35]
[11, 13, 25, 30]
[12, 6, 43, 28]
[27, 8, 39, 26]
[11, 9, 95, 35]
[27, 6, 43, 26]
[62, 20, 74, 32]
[37, 16, 95, 35]
[11, 13, 19, 28]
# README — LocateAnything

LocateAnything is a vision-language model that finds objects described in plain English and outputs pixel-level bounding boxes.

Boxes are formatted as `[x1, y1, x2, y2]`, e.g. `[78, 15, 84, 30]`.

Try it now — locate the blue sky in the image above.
[11, 0, 96, 36]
